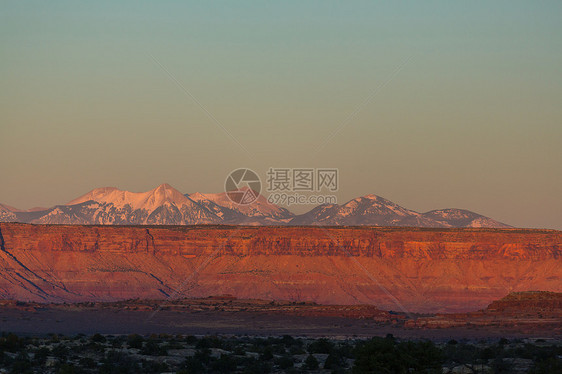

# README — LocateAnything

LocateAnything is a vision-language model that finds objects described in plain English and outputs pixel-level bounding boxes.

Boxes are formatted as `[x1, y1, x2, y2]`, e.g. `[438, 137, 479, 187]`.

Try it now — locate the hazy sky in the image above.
[1, 1, 561, 229]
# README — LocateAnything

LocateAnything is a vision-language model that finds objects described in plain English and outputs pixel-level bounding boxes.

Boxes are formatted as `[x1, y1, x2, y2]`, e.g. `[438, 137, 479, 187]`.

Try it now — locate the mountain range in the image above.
[0, 183, 510, 228]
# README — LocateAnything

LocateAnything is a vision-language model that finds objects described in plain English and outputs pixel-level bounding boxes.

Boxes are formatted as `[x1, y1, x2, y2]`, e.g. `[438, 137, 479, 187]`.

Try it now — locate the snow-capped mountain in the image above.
[288, 195, 511, 228]
[0, 184, 293, 225]
[5, 184, 222, 225]
[188, 190, 294, 224]
[421, 208, 510, 228]
[0, 204, 17, 222]
[0, 186, 511, 228]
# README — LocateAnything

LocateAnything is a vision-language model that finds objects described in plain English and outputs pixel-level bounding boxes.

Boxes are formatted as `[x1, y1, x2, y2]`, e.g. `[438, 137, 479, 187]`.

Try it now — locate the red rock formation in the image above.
[407, 291, 562, 330]
[486, 291, 562, 312]
[0, 223, 560, 312]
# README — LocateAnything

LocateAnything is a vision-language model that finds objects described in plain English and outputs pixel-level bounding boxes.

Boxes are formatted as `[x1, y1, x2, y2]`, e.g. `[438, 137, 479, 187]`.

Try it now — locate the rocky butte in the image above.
[0, 223, 560, 313]
[408, 291, 562, 331]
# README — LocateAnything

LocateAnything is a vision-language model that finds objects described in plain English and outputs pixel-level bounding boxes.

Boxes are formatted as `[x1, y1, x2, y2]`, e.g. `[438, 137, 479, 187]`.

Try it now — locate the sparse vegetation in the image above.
[0, 332, 559, 373]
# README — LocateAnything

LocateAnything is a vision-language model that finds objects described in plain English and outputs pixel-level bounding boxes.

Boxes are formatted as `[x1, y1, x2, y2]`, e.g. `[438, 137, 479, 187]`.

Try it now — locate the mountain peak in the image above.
[423, 208, 511, 228]
[67, 187, 119, 205]
[155, 183, 173, 190]
[363, 194, 380, 200]
[151, 183, 183, 197]
[0, 203, 20, 212]
[67, 183, 191, 212]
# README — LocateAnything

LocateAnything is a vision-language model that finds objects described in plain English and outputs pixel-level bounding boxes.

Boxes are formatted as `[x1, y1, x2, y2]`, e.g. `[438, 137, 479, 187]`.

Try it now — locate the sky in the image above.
[1, 1, 561, 229]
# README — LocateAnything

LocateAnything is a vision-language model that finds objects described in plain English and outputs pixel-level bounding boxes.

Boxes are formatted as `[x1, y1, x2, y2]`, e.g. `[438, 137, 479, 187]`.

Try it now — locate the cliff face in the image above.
[486, 291, 562, 312]
[406, 291, 562, 329]
[0, 223, 560, 312]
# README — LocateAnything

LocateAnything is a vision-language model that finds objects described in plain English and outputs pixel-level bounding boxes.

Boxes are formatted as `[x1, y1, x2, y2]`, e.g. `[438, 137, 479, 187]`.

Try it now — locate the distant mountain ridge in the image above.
[0, 183, 511, 228]
[291, 195, 509, 228]
[189, 191, 294, 224]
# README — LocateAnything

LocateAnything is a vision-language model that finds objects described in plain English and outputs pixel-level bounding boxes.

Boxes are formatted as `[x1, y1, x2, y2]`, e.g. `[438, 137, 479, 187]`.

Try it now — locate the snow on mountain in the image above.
[6, 184, 223, 225]
[0, 204, 19, 212]
[289, 195, 425, 226]
[0, 187, 511, 228]
[188, 189, 294, 224]
[289, 195, 511, 228]
[421, 208, 511, 228]
[68, 183, 191, 212]
[0, 184, 294, 225]
[0, 204, 17, 222]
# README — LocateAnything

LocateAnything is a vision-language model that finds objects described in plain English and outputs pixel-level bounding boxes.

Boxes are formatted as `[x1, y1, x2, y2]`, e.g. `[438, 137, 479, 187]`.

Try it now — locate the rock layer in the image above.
[408, 291, 562, 330]
[0, 223, 560, 312]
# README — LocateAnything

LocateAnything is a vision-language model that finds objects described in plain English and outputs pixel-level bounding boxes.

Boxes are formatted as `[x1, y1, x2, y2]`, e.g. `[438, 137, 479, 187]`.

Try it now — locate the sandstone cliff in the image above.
[407, 291, 562, 330]
[0, 223, 560, 312]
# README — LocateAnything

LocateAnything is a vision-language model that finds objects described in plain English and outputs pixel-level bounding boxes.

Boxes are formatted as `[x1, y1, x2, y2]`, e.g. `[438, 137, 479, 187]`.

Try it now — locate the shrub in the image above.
[181, 356, 205, 373]
[324, 352, 346, 369]
[353, 337, 442, 374]
[211, 354, 237, 372]
[274, 355, 294, 369]
[34, 347, 50, 365]
[259, 347, 274, 361]
[140, 340, 167, 356]
[91, 333, 106, 343]
[127, 334, 144, 349]
[308, 338, 335, 354]
[304, 354, 319, 370]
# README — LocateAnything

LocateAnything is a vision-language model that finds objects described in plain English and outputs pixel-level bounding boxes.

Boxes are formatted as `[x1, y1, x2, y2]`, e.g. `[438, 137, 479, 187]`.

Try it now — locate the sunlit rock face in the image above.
[0, 223, 559, 313]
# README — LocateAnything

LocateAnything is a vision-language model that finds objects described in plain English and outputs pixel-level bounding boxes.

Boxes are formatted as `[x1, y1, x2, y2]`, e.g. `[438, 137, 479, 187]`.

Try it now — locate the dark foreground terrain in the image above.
[1, 292, 560, 340]
[1, 294, 561, 372]
[0, 332, 560, 373]
[2, 306, 558, 342]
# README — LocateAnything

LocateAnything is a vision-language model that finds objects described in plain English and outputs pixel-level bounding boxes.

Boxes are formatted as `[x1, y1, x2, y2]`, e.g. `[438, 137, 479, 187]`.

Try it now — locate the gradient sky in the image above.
[1, 1, 561, 229]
